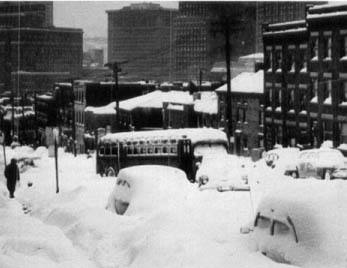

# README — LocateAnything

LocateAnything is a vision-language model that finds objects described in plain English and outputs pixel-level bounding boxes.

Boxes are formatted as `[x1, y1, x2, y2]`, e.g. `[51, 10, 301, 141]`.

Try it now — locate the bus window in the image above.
[148, 146, 154, 154]
[105, 145, 111, 155]
[162, 146, 168, 154]
[127, 146, 132, 155]
[99, 146, 105, 155]
[111, 146, 118, 156]
[141, 147, 146, 154]
[155, 146, 161, 154]
[171, 146, 177, 154]
[134, 147, 138, 154]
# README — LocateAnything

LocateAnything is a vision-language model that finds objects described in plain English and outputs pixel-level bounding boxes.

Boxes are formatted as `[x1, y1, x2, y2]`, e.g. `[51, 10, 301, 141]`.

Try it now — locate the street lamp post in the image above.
[53, 128, 59, 193]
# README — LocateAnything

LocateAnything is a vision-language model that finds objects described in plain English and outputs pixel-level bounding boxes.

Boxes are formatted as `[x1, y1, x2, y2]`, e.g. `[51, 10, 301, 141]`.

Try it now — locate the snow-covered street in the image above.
[0, 146, 299, 268]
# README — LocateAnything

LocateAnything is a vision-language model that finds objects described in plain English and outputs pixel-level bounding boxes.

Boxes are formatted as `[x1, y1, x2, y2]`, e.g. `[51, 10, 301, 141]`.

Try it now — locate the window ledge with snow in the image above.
[311, 56, 318, 61]
[300, 67, 307, 73]
[299, 110, 307, 115]
[276, 68, 282, 73]
[323, 57, 332, 62]
[323, 98, 332, 105]
[267, 68, 273, 73]
[288, 109, 295, 114]
[266, 107, 272, 111]
[310, 97, 318, 103]
[340, 56, 347, 61]
[339, 102, 347, 106]
[275, 107, 282, 112]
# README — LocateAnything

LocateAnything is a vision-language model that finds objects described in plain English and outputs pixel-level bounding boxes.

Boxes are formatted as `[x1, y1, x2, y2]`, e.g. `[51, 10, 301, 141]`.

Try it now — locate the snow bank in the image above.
[253, 179, 347, 268]
[0, 145, 302, 268]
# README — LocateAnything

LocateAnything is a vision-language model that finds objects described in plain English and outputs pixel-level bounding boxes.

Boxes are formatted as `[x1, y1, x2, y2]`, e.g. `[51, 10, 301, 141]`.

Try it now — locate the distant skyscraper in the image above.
[173, 1, 256, 81]
[107, 3, 178, 82]
[0, 1, 53, 28]
[0, 1, 83, 94]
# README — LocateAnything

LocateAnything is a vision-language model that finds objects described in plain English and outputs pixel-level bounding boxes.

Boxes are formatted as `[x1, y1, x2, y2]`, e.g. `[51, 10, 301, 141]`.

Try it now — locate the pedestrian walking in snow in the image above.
[4, 158, 20, 198]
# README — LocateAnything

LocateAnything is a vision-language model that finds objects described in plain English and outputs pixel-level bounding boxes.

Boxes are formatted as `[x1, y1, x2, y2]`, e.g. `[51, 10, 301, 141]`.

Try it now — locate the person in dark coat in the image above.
[4, 158, 20, 198]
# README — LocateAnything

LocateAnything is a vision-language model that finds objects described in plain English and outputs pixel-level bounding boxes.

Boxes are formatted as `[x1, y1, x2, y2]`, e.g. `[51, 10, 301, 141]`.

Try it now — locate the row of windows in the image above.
[265, 47, 306, 73]
[99, 144, 178, 156]
[310, 32, 347, 61]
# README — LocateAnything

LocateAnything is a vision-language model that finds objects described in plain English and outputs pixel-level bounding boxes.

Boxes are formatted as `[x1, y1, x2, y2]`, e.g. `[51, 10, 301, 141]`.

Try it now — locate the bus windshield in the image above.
[193, 144, 228, 157]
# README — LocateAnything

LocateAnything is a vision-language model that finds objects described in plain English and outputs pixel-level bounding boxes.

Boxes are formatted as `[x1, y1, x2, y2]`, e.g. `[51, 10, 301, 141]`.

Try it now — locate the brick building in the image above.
[262, 20, 311, 150]
[263, 3, 347, 150]
[107, 3, 178, 82]
[173, 1, 256, 81]
[216, 71, 264, 155]
[255, 1, 324, 52]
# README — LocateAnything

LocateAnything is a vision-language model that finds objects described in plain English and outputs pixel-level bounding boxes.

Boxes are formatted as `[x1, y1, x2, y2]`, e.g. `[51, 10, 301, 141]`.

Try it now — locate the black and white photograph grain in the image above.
[0, 1, 346, 267]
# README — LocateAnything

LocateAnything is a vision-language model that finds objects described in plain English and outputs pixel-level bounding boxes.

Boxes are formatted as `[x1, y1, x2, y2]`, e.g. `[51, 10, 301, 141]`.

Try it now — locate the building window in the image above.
[298, 49, 307, 72]
[289, 89, 294, 109]
[342, 81, 347, 103]
[243, 102, 248, 122]
[310, 37, 318, 60]
[265, 48, 272, 71]
[323, 37, 332, 59]
[311, 79, 318, 103]
[288, 51, 295, 72]
[259, 109, 264, 126]
[278, 89, 282, 106]
[275, 50, 282, 71]
[269, 88, 272, 102]
[300, 89, 306, 111]
[324, 80, 332, 104]
[340, 35, 347, 59]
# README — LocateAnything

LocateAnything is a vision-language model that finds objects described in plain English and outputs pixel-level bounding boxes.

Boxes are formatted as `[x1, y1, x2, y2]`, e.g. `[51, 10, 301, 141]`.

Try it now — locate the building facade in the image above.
[216, 71, 264, 155]
[0, 1, 83, 95]
[263, 3, 347, 150]
[174, 1, 256, 81]
[263, 21, 311, 150]
[107, 3, 178, 82]
[0, 1, 53, 28]
[255, 1, 324, 52]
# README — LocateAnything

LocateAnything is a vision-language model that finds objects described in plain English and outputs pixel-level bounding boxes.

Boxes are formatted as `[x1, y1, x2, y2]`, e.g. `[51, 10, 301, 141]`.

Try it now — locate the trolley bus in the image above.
[96, 128, 228, 181]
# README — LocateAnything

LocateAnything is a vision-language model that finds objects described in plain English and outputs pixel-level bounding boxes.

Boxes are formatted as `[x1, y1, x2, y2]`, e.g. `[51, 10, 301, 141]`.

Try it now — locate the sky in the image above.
[54, 1, 178, 38]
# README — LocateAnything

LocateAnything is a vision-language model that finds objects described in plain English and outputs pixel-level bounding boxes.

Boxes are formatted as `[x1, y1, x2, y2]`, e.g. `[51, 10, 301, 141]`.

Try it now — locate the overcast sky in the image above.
[54, 1, 178, 38]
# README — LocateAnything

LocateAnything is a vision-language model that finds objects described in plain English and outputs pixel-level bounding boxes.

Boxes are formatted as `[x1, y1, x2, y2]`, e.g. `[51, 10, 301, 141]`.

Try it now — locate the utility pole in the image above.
[224, 19, 232, 150]
[199, 69, 203, 92]
[105, 61, 128, 132]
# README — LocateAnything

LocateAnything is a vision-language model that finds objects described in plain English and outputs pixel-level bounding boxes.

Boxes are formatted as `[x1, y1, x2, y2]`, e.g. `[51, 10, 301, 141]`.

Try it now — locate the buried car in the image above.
[296, 148, 346, 180]
[249, 179, 347, 268]
[106, 165, 191, 215]
[195, 154, 250, 191]
[262, 148, 300, 178]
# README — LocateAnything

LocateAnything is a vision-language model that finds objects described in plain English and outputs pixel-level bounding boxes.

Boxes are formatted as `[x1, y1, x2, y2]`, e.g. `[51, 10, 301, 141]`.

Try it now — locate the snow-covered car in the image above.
[262, 148, 300, 178]
[106, 165, 191, 215]
[296, 148, 346, 180]
[251, 179, 347, 268]
[195, 154, 249, 191]
[330, 167, 347, 180]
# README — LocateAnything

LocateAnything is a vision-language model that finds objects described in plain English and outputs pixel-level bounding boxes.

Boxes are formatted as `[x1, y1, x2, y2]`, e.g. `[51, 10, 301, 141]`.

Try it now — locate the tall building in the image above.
[0, 1, 83, 94]
[107, 3, 178, 82]
[173, 1, 256, 81]
[0, 1, 53, 28]
[263, 2, 347, 150]
[255, 1, 325, 52]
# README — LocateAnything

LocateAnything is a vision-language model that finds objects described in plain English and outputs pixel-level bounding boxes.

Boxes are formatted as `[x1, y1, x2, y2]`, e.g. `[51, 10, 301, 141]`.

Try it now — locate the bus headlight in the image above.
[198, 175, 209, 186]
